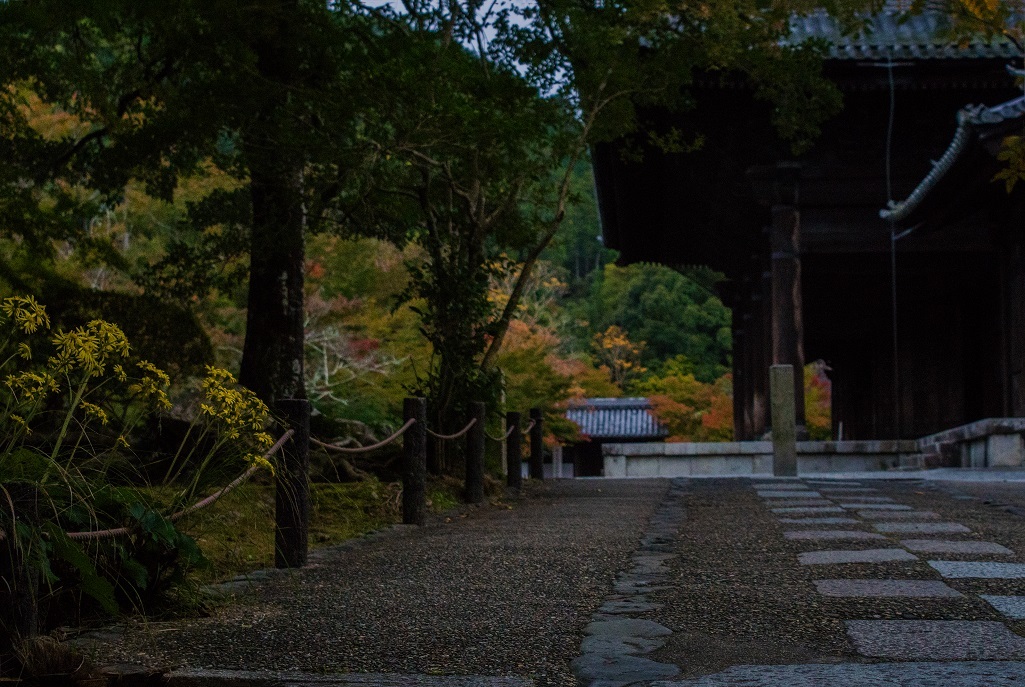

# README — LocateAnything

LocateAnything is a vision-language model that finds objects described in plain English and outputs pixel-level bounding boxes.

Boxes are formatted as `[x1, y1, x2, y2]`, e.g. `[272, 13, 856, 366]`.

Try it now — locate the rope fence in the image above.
[312, 418, 416, 454]
[2, 402, 545, 567]
[67, 430, 295, 541]
[484, 425, 516, 442]
[425, 417, 477, 441]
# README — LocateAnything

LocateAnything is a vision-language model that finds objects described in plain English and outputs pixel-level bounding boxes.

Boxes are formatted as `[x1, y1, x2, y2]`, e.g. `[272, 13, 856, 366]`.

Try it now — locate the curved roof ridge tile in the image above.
[880, 93, 1025, 223]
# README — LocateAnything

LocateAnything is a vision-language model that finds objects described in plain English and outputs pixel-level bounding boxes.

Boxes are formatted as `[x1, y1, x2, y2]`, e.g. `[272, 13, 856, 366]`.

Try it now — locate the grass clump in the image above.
[181, 479, 403, 583]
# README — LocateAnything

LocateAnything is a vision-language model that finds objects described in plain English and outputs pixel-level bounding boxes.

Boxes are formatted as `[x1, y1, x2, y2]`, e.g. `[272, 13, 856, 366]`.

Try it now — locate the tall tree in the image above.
[0, 1, 372, 409]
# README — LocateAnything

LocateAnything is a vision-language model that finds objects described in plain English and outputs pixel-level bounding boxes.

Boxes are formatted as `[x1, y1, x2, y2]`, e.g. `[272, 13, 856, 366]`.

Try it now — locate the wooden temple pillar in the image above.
[731, 253, 773, 441]
[748, 162, 807, 438]
[732, 306, 748, 441]
[752, 265, 772, 438]
[1001, 227, 1025, 418]
[770, 203, 807, 436]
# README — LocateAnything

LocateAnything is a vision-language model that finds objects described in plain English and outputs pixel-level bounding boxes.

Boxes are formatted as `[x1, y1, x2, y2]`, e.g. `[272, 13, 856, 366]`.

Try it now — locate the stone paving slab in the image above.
[831, 496, 895, 503]
[805, 481, 864, 486]
[815, 579, 962, 597]
[770, 506, 845, 514]
[752, 483, 809, 490]
[598, 599, 664, 614]
[873, 522, 971, 534]
[928, 561, 1025, 578]
[648, 662, 1025, 686]
[900, 539, 1014, 555]
[839, 503, 912, 510]
[845, 620, 1025, 660]
[817, 487, 878, 493]
[784, 530, 885, 541]
[980, 595, 1025, 620]
[776, 517, 860, 525]
[858, 510, 940, 520]
[763, 499, 835, 508]
[798, 549, 918, 565]
[757, 491, 822, 498]
[164, 670, 535, 687]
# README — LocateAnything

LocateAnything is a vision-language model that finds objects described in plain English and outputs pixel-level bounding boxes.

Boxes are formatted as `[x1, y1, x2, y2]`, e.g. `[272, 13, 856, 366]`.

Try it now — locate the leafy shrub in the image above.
[0, 296, 273, 641]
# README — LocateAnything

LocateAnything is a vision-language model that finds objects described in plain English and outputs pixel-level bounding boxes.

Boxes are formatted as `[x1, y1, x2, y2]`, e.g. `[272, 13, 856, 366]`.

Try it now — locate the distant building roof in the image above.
[789, 10, 1021, 60]
[565, 398, 668, 441]
[881, 92, 1025, 224]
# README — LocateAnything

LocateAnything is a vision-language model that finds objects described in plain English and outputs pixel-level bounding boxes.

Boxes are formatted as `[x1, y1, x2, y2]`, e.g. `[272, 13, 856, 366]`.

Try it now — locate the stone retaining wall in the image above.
[602, 440, 919, 477]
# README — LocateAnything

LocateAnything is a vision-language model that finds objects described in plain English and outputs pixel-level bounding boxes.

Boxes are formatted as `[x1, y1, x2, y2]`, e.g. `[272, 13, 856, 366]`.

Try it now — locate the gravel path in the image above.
[85, 479, 668, 686]
[78, 474, 1025, 687]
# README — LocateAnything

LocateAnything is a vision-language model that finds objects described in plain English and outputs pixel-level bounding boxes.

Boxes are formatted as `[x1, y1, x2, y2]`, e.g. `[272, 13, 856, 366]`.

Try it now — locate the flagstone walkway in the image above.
[81, 474, 1025, 686]
[611, 476, 1025, 686]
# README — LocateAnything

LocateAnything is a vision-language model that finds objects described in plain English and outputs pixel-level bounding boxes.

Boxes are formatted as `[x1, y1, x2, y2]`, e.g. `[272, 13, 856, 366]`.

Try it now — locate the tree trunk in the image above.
[238, 1, 307, 408]
[239, 151, 307, 407]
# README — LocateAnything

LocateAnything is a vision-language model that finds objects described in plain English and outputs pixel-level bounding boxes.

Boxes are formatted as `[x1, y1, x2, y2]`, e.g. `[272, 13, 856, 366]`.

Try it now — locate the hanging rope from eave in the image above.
[886, 53, 903, 447]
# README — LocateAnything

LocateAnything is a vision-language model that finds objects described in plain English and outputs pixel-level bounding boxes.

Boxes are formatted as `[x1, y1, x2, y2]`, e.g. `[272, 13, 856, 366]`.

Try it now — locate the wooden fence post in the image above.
[529, 407, 544, 480]
[466, 402, 486, 504]
[403, 397, 428, 525]
[506, 411, 522, 490]
[0, 483, 39, 646]
[275, 398, 310, 569]
[770, 365, 798, 476]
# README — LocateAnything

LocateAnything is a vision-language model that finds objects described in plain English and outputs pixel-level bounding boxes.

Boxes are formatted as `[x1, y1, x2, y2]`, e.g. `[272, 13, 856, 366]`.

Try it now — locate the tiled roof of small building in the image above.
[789, 10, 1021, 60]
[565, 397, 668, 440]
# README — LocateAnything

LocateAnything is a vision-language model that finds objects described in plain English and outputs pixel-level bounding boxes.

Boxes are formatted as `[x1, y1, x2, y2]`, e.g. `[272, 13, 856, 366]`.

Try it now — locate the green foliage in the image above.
[995, 135, 1025, 193]
[0, 297, 272, 633]
[539, 162, 618, 288]
[580, 264, 731, 382]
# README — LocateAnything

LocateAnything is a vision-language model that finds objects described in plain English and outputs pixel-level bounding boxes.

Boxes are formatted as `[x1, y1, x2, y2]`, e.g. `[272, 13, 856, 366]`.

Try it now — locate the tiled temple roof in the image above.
[789, 10, 1021, 60]
[565, 397, 668, 440]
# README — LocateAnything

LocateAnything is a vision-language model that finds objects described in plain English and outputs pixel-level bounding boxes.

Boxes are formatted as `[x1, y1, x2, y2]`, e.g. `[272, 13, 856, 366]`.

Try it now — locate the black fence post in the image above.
[506, 412, 522, 490]
[0, 483, 39, 647]
[275, 398, 311, 569]
[403, 397, 428, 525]
[529, 407, 544, 480]
[466, 402, 486, 504]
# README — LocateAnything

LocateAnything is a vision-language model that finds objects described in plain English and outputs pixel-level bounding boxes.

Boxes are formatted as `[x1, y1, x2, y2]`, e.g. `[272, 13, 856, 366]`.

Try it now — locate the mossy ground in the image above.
[178, 476, 466, 583]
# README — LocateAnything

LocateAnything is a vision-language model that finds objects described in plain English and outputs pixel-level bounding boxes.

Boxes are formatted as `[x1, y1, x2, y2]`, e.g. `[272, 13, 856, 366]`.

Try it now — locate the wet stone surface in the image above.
[840, 503, 913, 511]
[928, 561, 1025, 579]
[858, 510, 940, 520]
[901, 540, 1014, 555]
[817, 487, 878, 494]
[873, 522, 971, 534]
[805, 481, 864, 487]
[845, 620, 1025, 660]
[815, 579, 962, 598]
[798, 549, 918, 565]
[757, 491, 823, 499]
[763, 499, 836, 508]
[648, 662, 1025, 686]
[784, 530, 885, 541]
[776, 517, 860, 525]
[573, 480, 686, 687]
[980, 595, 1025, 620]
[771, 506, 845, 514]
